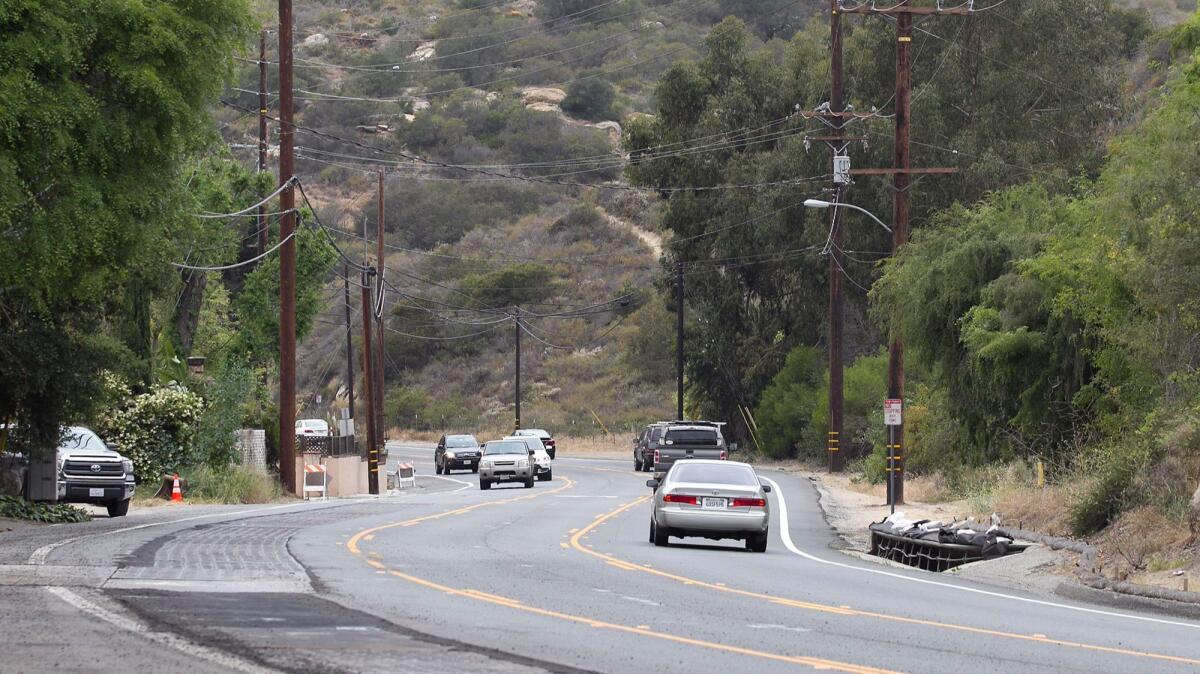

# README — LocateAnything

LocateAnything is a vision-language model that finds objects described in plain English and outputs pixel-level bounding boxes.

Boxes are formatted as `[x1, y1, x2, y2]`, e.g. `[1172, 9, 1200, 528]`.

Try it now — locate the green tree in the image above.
[562, 72, 617, 121]
[0, 0, 252, 449]
[460, 263, 558, 309]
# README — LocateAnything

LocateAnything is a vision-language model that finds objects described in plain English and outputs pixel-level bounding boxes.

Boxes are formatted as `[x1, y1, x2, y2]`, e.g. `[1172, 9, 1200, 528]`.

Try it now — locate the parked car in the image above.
[435, 434, 482, 474]
[295, 419, 330, 436]
[646, 459, 771, 552]
[504, 435, 552, 481]
[478, 440, 535, 490]
[26, 426, 136, 518]
[651, 423, 735, 474]
[633, 421, 670, 472]
[514, 428, 555, 459]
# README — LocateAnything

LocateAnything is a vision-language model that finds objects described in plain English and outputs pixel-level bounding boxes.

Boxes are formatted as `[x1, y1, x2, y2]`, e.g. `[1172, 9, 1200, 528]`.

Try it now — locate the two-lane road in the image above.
[295, 446, 1200, 673]
[10, 443, 1199, 673]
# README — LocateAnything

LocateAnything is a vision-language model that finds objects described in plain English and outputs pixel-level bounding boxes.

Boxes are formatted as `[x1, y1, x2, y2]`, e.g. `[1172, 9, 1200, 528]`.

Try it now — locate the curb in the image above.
[1054, 581, 1200, 621]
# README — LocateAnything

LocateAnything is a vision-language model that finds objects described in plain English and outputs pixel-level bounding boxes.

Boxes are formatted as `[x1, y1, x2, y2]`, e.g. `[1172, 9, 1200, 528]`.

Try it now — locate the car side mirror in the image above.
[646, 479, 659, 490]
[761, 484, 772, 493]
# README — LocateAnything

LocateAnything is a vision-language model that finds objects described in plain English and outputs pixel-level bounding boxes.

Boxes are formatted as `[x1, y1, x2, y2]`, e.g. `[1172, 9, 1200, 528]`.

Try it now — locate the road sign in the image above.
[884, 399, 902, 426]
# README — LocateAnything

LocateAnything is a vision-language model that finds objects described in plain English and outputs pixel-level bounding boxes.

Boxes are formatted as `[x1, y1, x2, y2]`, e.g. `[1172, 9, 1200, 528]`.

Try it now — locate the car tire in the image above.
[538, 471, 551, 482]
[652, 519, 669, 547]
[524, 477, 535, 488]
[481, 479, 491, 490]
[747, 531, 768, 553]
[106, 498, 130, 518]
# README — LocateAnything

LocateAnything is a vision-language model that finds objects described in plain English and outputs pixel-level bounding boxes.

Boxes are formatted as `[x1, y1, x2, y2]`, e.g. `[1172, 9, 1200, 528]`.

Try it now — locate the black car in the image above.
[435, 434, 482, 474]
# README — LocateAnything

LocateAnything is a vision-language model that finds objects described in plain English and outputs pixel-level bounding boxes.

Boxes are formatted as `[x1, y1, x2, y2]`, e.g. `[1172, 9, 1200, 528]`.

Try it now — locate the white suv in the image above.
[504, 436, 552, 482]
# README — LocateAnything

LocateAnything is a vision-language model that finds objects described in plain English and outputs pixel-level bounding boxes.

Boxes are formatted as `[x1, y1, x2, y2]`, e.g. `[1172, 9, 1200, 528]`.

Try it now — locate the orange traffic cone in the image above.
[170, 474, 183, 502]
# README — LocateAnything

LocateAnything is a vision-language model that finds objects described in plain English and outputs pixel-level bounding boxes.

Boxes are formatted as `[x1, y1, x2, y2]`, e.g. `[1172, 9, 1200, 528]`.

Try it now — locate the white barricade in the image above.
[303, 463, 327, 499]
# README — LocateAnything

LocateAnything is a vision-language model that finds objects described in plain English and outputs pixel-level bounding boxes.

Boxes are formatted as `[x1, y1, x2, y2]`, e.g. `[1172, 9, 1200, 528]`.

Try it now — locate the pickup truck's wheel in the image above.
[106, 498, 130, 518]
[480, 479, 491, 490]
[747, 531, 768, 553]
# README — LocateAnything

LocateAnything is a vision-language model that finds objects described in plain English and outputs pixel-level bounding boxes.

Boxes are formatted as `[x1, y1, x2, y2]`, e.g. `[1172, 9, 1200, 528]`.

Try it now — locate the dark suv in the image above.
[633, 422, 669, 472]
[435, 434, 482, 474]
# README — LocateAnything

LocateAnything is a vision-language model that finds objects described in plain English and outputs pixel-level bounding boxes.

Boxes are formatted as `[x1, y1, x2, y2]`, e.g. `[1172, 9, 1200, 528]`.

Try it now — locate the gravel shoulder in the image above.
[793, 469, 1079, 596]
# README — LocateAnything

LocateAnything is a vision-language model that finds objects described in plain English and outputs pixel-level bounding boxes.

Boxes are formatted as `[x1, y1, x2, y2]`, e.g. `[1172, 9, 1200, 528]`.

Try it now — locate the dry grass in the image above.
[387, 428, 633, 459]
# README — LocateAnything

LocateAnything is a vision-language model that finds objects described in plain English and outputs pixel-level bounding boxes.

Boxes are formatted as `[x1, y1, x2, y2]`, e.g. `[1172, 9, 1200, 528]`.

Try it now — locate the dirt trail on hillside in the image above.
[596, 205, 662, 258]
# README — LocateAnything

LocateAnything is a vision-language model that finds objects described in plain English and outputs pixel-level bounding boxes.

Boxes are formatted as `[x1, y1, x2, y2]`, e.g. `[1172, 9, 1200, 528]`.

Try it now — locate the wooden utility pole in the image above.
[342, 263, 355, 426]
[257, 28, 269, 256]
[374, 172, 386, 450]
[840, 0, 971, 506]
[514, 310, 522, 431]
[277, 0, 297, 494]
[360, 268, 379, 495]
[827, 0, 845, 473]
[675, 261, 684, 421]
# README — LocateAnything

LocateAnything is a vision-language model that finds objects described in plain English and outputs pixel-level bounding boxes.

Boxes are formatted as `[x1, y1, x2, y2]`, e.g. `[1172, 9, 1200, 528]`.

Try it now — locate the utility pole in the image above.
[826, 0, 846, 473]
[675, 261, 684, 421]
[374, 171, 386, 450]
[277, 0, 297, 495]
[840, 0, 971, 506]
[514, 309, 521, 431]
[360, 268, 379, 495]
[342, 262, 355, 425]
[257, 28, 269, 256]
[888, 10, 912, 507]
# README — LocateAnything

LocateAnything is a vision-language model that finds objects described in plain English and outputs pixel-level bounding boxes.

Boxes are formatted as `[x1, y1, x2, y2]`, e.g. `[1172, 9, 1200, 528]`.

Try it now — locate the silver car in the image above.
[479, 440, 535, 490]
[646, 460, 771, 552]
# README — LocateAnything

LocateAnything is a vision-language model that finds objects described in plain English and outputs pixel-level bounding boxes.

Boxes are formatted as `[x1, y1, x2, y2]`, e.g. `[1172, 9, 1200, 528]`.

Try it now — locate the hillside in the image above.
[216, 0, 822, 433]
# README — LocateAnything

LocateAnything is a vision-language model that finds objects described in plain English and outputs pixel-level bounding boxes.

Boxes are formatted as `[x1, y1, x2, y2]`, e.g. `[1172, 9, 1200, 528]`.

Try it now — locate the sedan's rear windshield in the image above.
[664, 429, 720, 445]
[445, 436, 477, 448]
[485, 442, 527, 455]
[671, 463, 758, 486]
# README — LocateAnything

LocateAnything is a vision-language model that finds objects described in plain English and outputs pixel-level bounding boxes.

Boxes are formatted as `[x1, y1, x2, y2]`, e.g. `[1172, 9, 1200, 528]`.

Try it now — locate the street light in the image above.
[803, 199, 892, 233]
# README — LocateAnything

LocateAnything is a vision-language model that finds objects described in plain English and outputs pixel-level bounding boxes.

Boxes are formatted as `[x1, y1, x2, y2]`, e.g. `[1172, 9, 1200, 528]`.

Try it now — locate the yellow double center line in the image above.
[570, 496, 1200, 668]
[346, 474, 896, 673]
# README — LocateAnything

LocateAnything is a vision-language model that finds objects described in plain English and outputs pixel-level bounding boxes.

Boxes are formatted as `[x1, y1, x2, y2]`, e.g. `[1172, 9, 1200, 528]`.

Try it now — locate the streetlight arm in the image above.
[803, 199, 892, 233]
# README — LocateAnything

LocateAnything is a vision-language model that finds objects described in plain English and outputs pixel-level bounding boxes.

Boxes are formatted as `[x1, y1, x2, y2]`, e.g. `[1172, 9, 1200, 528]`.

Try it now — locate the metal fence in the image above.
[297, 434, 359, 457]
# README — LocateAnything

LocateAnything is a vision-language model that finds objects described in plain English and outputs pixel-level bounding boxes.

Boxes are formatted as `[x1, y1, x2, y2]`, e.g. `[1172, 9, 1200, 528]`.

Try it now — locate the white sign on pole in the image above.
[884, 398, 902, 426]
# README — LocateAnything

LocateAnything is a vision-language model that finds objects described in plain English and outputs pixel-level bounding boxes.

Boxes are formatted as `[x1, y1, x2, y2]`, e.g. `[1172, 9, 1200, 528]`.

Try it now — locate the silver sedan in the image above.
[646, 460, 771, 552]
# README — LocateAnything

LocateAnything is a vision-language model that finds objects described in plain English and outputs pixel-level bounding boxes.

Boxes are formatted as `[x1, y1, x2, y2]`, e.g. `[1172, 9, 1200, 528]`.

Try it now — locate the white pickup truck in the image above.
[27, 426, 136, 517]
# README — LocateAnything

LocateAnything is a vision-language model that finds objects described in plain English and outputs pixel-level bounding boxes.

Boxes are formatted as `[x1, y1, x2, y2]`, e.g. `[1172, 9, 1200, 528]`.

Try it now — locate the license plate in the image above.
[702, 497, 726, 510]
[88, 488, 104, 497]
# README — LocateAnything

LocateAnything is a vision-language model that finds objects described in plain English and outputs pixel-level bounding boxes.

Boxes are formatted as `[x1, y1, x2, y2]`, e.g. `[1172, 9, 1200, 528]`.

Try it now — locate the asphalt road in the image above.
[4, 443, 1200, 673]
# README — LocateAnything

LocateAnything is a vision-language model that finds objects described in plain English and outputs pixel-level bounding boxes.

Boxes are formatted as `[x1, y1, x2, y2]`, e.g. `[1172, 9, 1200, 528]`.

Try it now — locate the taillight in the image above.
[731, 497, 766, 508]
[653, 449, 660, 464]
[719, 450, 727, 460]
[663, 493, 698, 505]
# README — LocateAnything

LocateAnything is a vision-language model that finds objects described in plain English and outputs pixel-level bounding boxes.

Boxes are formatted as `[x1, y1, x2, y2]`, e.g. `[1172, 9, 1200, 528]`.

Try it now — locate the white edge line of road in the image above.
[760, 475, 1200, 631]
[424, 474, 473, 491]
[45, 586, 279, 674]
